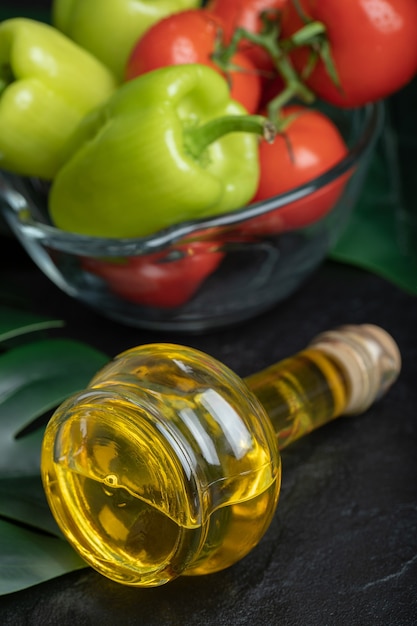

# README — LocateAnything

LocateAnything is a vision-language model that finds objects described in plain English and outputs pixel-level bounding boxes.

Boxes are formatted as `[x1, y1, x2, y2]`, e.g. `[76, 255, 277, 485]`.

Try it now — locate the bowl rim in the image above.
[0, 101, 384, 257]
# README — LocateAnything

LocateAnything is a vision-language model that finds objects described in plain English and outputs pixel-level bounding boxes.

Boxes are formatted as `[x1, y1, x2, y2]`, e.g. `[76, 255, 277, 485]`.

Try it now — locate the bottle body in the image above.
[41, 344, 281, 587]
[41, 325, 401, 587]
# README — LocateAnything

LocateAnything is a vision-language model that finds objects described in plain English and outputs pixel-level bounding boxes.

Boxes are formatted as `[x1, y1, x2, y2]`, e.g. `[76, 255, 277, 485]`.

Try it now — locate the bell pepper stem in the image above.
[183, 114, 276, 160]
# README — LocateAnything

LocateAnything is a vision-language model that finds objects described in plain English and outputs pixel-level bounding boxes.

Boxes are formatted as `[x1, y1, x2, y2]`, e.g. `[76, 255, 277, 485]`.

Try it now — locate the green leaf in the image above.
[0, 338, 109, 476]
[0, 476, 61, 536]
[330, 143, 417, 294]
[0, 520, 86, 595]
[0, 306, 64, 343]
[330, 92, 417, 296]
[0, 318, 109, 595]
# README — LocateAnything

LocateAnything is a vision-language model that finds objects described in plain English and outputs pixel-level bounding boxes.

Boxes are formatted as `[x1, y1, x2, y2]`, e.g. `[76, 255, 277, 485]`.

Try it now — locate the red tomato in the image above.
[206, 0, 288, 74]
[239, 106, 349, 235]
[82, 242, 224, 308]
[281, 0, 417, 107]
[259, 73, 285, 109]
[125, 9, 261, 113]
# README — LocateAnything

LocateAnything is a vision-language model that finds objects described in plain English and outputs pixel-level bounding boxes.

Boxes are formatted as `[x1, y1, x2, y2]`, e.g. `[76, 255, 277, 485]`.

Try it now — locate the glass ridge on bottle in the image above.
[41, 324, 401, 587]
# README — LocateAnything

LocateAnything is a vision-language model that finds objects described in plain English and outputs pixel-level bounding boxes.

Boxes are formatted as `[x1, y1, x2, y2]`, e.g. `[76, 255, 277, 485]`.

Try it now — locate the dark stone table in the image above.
[0, 233, 416, 626]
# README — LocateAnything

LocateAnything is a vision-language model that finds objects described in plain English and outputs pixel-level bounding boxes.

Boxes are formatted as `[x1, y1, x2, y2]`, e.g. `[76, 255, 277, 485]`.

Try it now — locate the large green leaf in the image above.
[0, 520, 86, 595]
[0, 307, 109, 594]
[330, 141, 417, 294]
[0, 338, 108, 475]
[0, 306, 64, 343]
[0, 476, 60, 536]
[331, 87, 417, 295]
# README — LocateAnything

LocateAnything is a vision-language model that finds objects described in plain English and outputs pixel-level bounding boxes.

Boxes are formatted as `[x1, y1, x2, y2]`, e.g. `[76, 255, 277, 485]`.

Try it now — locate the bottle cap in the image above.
[309, 324, 401, 414]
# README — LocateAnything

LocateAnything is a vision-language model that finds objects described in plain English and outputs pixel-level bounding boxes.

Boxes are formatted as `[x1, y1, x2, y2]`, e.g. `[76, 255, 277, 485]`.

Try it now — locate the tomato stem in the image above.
[291, 0, 312, 25]
[284, 21, 327, 49]
[213, 11, 318, 117]
[183, 115, 276, 160]
[278, 12, 341, 91]
[211, 9, 342, 118]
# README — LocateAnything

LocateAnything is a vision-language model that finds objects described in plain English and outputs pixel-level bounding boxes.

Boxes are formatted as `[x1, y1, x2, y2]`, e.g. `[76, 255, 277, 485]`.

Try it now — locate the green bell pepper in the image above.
[49, 64, 274, 238]
[52, 0, 201, 81]
[0, 18, 117, 180]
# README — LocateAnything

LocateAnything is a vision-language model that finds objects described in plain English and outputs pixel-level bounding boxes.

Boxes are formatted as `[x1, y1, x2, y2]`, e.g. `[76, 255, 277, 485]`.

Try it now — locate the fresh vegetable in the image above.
[240, 105, 348, 235]
[52, 0, 201, 81]
[206, 0, 288, 73]
[0, 18, 117, 180]
[82, 241, 225, 308]
[280, 0, 417, 107]
[49, 64, 275, 238]
[125, 9, 261, 114]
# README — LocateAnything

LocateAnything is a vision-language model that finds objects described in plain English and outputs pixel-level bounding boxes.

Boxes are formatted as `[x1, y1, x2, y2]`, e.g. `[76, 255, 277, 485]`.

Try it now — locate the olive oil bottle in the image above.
[41, 324, 400, 587]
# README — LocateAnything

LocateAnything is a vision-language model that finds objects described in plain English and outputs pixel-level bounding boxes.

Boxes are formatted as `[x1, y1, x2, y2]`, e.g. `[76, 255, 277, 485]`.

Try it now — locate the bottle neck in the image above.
[245, 324, 401, 451]
[245, 347, 349, 450]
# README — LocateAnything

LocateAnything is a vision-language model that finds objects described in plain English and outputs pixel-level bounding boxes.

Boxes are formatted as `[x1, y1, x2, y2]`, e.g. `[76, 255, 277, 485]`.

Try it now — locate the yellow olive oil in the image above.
[41, 325, 401, 587]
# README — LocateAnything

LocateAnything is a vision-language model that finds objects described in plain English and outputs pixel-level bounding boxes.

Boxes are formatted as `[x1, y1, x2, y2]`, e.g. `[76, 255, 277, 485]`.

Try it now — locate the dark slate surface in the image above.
[0, 234, 416, 626]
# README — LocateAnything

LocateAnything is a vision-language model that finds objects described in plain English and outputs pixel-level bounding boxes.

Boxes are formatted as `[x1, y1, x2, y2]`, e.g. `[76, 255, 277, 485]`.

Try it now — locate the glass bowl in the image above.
[0, 101, 382, 332]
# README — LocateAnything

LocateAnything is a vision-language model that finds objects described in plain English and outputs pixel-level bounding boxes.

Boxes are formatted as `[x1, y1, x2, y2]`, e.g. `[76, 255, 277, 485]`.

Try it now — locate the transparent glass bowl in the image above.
[0, 102, 383, 332]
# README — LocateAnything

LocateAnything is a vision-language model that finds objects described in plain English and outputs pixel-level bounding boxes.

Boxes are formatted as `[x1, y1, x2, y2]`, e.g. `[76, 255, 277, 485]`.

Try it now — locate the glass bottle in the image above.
[41, 324, 401, 587]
